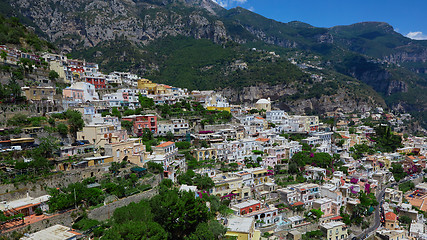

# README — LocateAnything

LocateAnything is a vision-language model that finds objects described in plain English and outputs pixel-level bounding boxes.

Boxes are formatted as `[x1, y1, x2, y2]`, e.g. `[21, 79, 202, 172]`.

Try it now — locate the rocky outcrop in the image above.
[220, 83, 296, 103]
[219, 84, 383, 114]
[11, 0, 229, 49]
[387, 80, 408, 95]
[384, 49, 427, 63]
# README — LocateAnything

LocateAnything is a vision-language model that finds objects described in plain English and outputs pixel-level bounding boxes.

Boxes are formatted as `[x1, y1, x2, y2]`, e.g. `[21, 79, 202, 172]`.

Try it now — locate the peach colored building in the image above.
[63, 88, 84, 102]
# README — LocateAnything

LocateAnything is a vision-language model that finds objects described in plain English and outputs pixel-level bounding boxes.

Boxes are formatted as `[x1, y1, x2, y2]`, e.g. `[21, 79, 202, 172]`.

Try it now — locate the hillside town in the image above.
[1, 43, 427, 240]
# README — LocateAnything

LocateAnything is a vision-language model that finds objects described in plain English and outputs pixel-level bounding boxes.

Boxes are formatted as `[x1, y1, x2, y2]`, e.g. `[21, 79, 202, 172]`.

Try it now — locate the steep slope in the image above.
[4, 0, 427, 127]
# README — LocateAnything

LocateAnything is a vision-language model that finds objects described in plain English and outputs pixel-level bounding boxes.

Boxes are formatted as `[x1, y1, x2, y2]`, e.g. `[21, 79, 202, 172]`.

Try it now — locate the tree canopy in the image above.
[101, 180, 226, 240]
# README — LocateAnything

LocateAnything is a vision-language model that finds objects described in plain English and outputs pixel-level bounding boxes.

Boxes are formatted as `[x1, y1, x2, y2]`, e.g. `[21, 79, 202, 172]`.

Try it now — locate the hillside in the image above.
[2, 0, 427, 127]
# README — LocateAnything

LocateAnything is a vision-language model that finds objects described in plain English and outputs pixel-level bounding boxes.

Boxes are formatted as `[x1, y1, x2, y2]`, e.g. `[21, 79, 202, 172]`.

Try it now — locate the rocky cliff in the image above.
[4, 0, 427, 127]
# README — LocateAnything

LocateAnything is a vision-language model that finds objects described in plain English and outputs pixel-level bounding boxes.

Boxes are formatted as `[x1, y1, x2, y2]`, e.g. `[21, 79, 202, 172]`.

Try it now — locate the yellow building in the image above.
[21, 86, 55, 101]
[137, 78, 166, 95]
[205, 94, 231, 113]
[320, 222, 348, 240]
[377, 155, 391, 169]
[55, 155, 114, 171]
[211, 174, 251, 200]
[206, 106, 231, 112]
[375, 230, 407, 240]
[49, 60, 67, 82]
[77, 124, 126, 147]
[385, 212, 399, 230]
[194, 148, 217, 161]
[252, 168, 271, 185]
[104, 138, 146, 165]
[84, 156, 114, 167]
[225, 216, 260, 240]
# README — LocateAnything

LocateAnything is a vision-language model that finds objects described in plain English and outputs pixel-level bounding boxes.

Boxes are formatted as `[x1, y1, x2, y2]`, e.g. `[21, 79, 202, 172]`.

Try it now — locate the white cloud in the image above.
[406, 31, 427, 40]
[211, 0, 247, 8]
[248, 6, 255, 11]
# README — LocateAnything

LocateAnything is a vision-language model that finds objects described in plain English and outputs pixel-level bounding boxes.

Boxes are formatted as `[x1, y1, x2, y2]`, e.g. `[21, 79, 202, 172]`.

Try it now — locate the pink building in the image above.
[264, 156, 278, 169]
[63, 88, 84, 102]
[122, 114, 157, 135]
[312, 198, 339, 218]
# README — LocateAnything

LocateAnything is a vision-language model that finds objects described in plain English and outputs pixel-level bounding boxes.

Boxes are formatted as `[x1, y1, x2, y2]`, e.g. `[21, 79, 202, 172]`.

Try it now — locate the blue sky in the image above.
[212, 0, 427, 40]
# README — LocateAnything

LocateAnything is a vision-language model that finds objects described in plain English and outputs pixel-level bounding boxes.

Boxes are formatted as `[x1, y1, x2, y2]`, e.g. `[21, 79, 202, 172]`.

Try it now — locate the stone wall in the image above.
[88, 188, 158, 221]
[0, 210, 76, 238]
[0, 165, 110, 202]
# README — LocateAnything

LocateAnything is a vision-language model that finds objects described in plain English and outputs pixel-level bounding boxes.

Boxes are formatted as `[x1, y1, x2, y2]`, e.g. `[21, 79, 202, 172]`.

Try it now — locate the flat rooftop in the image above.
[227, 216, 253, 233]
[20, 224, 81, 240]
[232, 200, 260, 209]
[321, 221, 345, 229]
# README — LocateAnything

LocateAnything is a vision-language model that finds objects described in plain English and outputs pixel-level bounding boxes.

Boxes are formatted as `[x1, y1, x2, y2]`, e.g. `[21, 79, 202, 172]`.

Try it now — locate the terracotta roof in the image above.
[255, 117, 265, 120]
[68, 231, 82, 236]
[341, 135, 350, 139]
[385, 212, 397, 221]
[292, 201, 304, 206]
[156, 141, 175, 148]
[330, 216, 343, 220]
[255, 138, 270, 142]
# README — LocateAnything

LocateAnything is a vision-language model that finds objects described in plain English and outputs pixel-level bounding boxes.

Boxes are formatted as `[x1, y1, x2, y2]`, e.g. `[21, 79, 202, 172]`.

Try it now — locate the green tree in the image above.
[121, 120, 133, 134]
[390, 163, 406, 182]
[147, 161, 163, 174]
[18, 58, 34, 75]
[65, 110, 84, 141]
[102, 220, 168, 240]
[112, 107, 121, 118]
[34, 136, 59, 159]
[398, 215, 412, 225]
[57, 123, 68, 136]
[305, 208, 324, 222]
[48, 70, 59, 80]
[185, 221, 226, 240]
[138, 94, 154, 109]
[175, 141, 191, 149]
[166, 131, 174, 141]
[0, 50, 7, 63]
[193, 174, 214, 191]
[150, 190, 211, 239]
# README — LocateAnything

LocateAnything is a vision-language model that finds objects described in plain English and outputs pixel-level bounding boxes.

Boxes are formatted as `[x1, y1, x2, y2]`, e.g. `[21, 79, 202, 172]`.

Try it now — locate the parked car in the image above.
[11, 146, 22, 151]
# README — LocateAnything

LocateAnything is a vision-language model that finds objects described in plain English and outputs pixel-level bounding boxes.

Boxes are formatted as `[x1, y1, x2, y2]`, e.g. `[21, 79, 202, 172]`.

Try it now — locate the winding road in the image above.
[355, 185, 388, 239]
[355, 174, 423, 239]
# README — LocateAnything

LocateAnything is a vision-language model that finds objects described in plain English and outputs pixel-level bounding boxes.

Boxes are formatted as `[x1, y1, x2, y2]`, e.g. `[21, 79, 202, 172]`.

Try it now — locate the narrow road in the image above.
[355, 174, 423, 239]
[355, 185, 387, 239]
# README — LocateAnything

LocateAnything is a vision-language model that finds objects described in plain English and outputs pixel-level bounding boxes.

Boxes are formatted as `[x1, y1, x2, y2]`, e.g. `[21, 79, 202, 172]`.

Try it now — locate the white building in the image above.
[266, 110, 287, 124]
[157, 119, 189, 136]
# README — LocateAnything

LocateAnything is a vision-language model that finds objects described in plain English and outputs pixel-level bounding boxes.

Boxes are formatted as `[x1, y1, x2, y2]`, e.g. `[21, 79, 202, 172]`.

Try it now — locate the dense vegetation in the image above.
[0, 14, 53, 51]
[341, 192, 378, 227]
[177, 169, 215, 191]
[92, 179, 228, 240]
[72, 36, 309, 91]
[48, 173, 152, 212]
[0, 136, 58, 184]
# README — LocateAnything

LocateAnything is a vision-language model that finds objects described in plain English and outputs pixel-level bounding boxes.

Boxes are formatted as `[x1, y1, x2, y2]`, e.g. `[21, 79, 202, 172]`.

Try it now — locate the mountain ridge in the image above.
[2, 0, 427, 128]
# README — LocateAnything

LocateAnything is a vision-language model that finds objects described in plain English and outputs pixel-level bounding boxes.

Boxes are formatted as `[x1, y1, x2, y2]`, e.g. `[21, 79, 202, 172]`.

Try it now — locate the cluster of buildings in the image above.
[4, 45, 427, 240]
